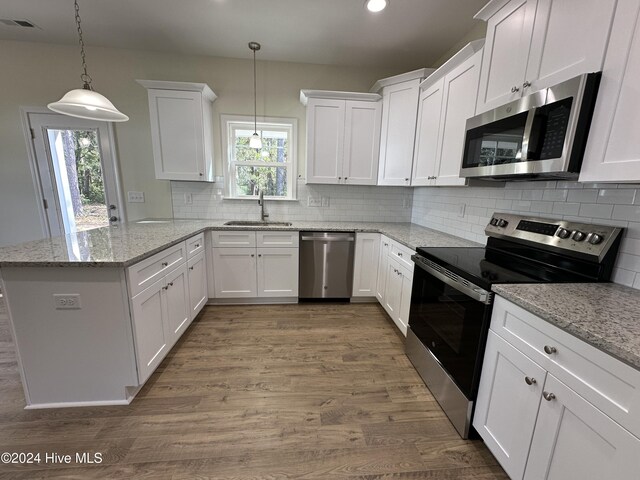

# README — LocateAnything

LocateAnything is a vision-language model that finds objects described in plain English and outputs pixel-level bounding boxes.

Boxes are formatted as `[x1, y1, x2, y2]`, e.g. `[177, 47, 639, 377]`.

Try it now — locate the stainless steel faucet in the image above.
[258, 190, 269, 221]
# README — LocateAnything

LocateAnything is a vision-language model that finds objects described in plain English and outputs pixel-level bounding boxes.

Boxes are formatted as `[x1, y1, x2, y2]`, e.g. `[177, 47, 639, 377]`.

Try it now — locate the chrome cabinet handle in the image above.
[525, 376, 537, 385]
[511, 86, 520, 93]
[544, 345, 557, 355]
[161, 262, 169, 267]
[543, 391, 556, 401]
[523, 81, 531, 89]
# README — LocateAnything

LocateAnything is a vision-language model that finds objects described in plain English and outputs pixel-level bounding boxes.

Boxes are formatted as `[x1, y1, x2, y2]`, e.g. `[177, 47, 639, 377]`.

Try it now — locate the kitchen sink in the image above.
[224, 220, 293, 227]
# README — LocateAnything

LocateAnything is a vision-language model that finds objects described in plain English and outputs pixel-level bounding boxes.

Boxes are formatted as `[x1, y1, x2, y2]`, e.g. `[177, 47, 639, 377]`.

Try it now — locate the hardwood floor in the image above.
[0, 300, 507, 479]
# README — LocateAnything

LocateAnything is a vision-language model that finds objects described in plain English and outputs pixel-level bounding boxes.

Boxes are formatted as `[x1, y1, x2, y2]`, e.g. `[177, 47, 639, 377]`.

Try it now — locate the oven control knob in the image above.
[497, 219, 509, 228]
[572, 231, 586, 242]
[588, 233, 604, 245]
[490, 218, 499, 226]
[556, 228, 571, 239]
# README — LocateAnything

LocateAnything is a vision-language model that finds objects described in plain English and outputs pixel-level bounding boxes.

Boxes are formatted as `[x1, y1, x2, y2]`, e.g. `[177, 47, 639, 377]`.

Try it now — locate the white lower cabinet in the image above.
[212, 247, 258, 298]
[257, 247, 299, 297]
[352, 233, 381, 297]
[375, 235, 414, 336]
[211, 231, 299, 300]
[475, 296, 640, 479]
[164, 263, 190, 346]
[187, 251, 208, 320]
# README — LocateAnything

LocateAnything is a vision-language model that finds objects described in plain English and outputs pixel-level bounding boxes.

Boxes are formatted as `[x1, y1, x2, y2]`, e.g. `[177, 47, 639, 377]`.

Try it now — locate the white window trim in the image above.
[220, 114, 298, 200]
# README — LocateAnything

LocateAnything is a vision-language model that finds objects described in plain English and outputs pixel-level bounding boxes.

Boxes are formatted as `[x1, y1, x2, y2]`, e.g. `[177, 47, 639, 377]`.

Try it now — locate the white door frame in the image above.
[19, 106, 127, 237]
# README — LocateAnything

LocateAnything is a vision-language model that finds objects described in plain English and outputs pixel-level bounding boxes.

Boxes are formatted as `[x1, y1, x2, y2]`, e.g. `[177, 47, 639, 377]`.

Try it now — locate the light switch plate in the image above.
[127, 191, 145, 203]
[458, 203, 466, 218]
[321, 197, 330, 207]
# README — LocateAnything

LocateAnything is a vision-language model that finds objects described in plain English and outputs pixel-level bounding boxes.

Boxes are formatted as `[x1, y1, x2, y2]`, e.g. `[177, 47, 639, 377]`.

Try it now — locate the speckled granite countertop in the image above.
[493, 283, 640, 370]
[0, 220, 480, 268]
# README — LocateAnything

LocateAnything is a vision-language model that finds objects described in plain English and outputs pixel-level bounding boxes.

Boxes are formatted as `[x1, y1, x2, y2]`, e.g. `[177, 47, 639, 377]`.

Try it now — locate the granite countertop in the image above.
[0, 219, 480, 268]
[493, 283, 640, 370]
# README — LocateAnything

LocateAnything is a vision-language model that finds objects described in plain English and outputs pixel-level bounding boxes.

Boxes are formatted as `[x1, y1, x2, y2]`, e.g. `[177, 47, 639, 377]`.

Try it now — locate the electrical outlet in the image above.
[307, 196, 322, 207]
[458, 203, 466, 218]
[127, 191, 145, 203]
[53, 294, 81, 310]
[184, 193, 193, 205]
[321, 196, 330, 207]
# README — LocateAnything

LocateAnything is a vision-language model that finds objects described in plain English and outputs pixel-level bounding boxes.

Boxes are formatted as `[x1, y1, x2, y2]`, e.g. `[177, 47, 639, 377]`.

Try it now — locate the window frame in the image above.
[221, 114, 298, 200]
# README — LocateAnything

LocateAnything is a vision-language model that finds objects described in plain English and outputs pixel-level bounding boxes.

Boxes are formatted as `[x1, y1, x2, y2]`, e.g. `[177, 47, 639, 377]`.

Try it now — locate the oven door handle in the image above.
[412, 255, 492, 305]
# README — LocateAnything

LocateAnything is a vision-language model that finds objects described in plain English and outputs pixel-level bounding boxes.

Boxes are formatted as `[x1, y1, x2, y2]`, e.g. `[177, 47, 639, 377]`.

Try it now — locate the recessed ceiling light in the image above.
[365, 0, 388, 13]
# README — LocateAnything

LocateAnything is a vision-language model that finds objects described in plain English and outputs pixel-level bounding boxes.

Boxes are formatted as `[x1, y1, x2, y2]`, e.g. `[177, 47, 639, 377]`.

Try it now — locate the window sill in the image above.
[222, 197, 299, 202]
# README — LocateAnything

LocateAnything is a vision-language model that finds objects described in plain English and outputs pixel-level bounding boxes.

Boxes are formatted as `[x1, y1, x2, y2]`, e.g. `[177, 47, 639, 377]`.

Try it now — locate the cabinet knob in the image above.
[398, 252, 403, 257]
[405, 178, 409, 182]
[199, 173, 204, 177]
[344, 177, 348, 180]
[109, 216, 118, 222]
[524, 376, 537, 385]
[338, 177, 342, 180]
[523, 81, 531, 89]
[511, 86, 520, 93]
[543, 345, 557, 355]
[258, 254, 262, 257]
[251, 254, 255, 257]
[543, 391, 556, 402]
[384, 243, 389, 247]
[168, 282, 173, 287]
[161, 262, 169, 267]
[189, 266, 194, 271]
[162, 286, 168, 290]
[194, 243, 200, 248]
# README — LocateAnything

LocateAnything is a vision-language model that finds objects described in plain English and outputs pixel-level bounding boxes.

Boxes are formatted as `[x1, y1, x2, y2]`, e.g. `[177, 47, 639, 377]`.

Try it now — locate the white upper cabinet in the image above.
[580, 0, 640, 183]
[301, 91, 381, 185]
[372, 69, 434, 186]
[475, 0, 617, 114]
[412, 41, 484, 187]
[137, 80, 216, 182]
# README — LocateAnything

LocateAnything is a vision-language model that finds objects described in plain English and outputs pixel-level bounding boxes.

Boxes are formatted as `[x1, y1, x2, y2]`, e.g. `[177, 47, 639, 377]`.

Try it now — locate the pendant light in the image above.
[48, 0, 128, 122]
[248, 41, 262, 149]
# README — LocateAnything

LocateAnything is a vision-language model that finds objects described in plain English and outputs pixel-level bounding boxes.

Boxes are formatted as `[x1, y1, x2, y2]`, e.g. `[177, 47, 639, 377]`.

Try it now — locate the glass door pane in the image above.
[45, 128, 110, 233]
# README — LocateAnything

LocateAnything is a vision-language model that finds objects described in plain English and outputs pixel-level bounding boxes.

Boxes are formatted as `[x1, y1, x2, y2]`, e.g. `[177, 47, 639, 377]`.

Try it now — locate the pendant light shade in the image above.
[249, 41, 262, 150]
[48, 87, 129, 122]
[48, 0, 128, 122]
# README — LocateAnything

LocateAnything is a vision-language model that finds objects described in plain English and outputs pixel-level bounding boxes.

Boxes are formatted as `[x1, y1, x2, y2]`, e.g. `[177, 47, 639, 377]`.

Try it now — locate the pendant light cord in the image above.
[253, 47, 257, 134]
[74, 0, 93, 89]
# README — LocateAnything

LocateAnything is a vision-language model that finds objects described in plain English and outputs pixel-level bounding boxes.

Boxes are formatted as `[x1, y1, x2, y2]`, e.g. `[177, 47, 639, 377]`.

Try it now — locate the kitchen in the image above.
[0, 0, 640, 478]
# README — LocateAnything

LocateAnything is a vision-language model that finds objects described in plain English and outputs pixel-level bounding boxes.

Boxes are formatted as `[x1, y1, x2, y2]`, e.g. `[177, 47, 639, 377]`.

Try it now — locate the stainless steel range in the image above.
[405, 213, 623, 438]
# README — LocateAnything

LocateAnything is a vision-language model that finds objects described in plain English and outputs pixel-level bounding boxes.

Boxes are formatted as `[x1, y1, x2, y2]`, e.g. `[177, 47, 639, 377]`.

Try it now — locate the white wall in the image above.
[0, 40, 399, 247]
[411, 181, 640, 289]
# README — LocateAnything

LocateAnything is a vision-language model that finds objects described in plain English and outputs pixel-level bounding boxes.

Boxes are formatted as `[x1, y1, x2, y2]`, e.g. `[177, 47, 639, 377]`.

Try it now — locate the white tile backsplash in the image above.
[171, 180, 414, 223]
[411, 182, 640, 289]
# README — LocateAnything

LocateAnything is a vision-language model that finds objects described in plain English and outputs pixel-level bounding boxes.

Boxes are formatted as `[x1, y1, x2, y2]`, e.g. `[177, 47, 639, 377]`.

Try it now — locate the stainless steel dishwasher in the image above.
[299, 231, 355, 299]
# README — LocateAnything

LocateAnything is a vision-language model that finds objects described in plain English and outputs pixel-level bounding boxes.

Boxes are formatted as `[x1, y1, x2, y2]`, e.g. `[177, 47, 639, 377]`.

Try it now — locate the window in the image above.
[222, 115, 297, 199]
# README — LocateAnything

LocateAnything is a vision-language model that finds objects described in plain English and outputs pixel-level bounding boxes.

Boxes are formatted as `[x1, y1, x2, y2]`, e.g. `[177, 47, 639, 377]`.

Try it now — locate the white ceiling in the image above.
[0, 0, 487, 70]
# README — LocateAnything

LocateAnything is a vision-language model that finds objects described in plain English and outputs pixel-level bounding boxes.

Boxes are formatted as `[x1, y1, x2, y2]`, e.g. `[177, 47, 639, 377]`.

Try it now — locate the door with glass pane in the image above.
[27, 112, 124, 236]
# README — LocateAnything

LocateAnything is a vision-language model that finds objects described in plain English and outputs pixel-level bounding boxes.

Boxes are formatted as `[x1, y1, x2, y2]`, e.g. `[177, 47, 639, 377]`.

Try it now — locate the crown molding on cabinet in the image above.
[419, 39, 485, 90]
[299, 90, 381, 106]
[474, 0, 513, 21]
[369, 68, 436, 93]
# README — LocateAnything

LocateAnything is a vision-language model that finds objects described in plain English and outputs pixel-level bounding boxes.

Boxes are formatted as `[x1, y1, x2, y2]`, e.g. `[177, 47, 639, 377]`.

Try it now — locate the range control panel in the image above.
[486, 213, 622, 260]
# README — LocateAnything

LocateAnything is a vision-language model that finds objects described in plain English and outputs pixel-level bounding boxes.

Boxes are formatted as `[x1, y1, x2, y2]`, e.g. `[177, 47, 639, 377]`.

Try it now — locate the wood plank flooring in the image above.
[0, 299, 507, 479]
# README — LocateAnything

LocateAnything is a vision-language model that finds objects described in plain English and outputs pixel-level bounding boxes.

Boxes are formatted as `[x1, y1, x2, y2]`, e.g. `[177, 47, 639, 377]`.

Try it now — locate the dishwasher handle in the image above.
[301, 235, 355, 242]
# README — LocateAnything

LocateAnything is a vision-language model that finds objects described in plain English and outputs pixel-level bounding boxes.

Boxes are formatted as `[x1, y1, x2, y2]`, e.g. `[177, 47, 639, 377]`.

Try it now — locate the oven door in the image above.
[408, 255, 493, 399]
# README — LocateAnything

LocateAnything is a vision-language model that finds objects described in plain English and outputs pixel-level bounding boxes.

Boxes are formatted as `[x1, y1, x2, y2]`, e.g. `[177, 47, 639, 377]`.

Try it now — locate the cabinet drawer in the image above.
[390, 240, 414, 272]
[127, 242, 186, 298]
[186, 233, 205, 259]
[211, 230, 256, 247]
[491, 295, 640, 438]
[257, 231, 299, 248]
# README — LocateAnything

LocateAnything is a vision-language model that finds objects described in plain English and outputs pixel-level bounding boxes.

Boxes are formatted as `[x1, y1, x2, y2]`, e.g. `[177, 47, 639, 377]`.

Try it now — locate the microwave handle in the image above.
[520, 108, 537, 161]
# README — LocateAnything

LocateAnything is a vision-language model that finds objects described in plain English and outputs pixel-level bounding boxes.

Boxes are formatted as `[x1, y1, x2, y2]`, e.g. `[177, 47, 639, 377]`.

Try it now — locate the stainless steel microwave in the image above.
[460, 73, 601, 180]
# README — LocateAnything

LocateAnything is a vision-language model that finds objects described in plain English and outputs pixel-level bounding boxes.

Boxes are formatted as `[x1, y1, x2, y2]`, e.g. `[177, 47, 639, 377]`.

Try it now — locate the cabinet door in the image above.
[187, 251, 208, 320]
[412, 78, 445, 186]
[524, 0, 616, 94]
[383, 259, 402, 320]
[257, 247, 299, 297]
[131, 278, 169, 384]
[306, 98, 345, 184]
[343, 101, 382, 185]
[212, 248, 257, 298]
[525, 374, 640, 480]
[434, 50, 482, 186]
[476, 0, 537, 113]
[580, 0, 640, 183]
[377, 80, 421, 186]
[352, 233, 381, 297]
[396, 264, 413, 336]
[164, 263, 190, 346]
[376, 237, 390, 303]
[148, 89, 206, 181]
[474, 331, 547, 480]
